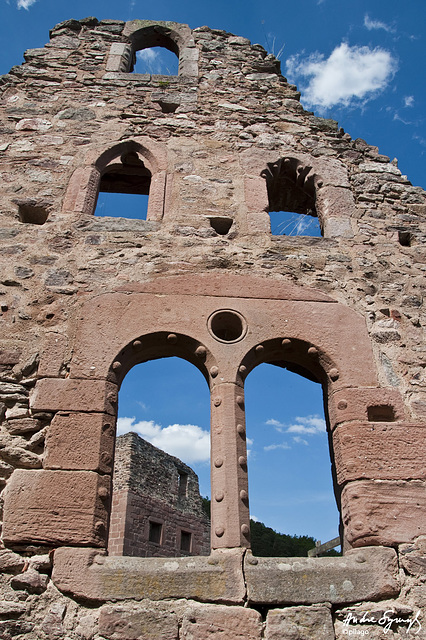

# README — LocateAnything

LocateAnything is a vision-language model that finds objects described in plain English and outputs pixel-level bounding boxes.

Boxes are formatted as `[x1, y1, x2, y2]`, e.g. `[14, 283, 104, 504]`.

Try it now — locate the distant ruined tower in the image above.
[0, 17, 425, 639]
[110, 433, 210, 558]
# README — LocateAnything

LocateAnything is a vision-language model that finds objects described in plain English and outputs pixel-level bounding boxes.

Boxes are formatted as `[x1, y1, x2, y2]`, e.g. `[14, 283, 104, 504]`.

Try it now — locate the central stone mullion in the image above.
[210, 381, 250, 549]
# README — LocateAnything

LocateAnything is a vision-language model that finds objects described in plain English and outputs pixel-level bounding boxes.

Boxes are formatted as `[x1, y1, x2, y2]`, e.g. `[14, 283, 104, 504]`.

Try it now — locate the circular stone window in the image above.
[208, 310, 247, 343]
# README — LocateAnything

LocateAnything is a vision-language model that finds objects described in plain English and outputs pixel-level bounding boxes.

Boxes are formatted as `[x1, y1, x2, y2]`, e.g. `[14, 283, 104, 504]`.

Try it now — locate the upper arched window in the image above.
[105, 21, 198, 79]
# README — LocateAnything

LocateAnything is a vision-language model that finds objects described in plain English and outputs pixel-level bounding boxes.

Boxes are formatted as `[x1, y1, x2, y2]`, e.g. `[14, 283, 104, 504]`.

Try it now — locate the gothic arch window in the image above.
[94, 150, 151, 220]
[62, 139, 167, 221]
[262, 158, 323, 237]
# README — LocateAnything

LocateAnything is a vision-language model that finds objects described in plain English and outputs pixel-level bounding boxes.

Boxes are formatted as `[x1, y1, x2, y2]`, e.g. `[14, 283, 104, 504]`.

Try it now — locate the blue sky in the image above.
[1, 0, 425, 189]
[2, 0, 424, 543]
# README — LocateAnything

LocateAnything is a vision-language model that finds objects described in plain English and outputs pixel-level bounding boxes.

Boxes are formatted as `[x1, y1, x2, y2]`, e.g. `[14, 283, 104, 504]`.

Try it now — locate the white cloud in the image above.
[364, 14, 395, 33]
[286, 43, 397, 109]
[17, 0, 37, 9]
[264, 442, 291, 452]
[404, 96, 414, 108]
[265, 418, 285, 428]
[117, 417, 210, 464]
[293, 436, 309, 445]
[266, 415, 326, 436]
[287, 415, 326, 435]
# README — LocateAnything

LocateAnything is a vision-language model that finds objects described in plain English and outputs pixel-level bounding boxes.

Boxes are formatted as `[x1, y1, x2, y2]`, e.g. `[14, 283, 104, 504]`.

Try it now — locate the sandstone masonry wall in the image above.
[0, 17, 425, 640]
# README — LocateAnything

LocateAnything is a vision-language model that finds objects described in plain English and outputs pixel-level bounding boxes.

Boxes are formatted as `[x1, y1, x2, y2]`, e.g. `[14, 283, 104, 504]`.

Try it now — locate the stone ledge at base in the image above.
[52, 547, 246, 604]
[244, 547, 400, 606]
[51, 546, 399, 605]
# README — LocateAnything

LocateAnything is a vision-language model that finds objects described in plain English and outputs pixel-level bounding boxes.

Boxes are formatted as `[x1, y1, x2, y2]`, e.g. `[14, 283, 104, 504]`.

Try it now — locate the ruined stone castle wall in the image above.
[109, 433, 210, 557]
[0, 17, 425, 640]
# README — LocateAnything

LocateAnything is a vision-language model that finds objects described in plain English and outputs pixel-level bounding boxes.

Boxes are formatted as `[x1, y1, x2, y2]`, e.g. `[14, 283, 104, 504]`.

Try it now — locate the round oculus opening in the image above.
[208, 310, 247, 343]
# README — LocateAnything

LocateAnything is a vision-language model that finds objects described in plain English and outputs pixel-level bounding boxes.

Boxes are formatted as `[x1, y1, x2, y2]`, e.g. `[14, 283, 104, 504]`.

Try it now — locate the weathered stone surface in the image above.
[399, 536, 426, 577]
[52, 548, 246, 603]
[45, 412, 115, 473]
[328, 387, 405, 429]
[5, 417, 42, 434]
[244, 547, 399, 605]
[99, 603, 178, 640]
[30, 378, 118, 414]
[0, 548, 26, 572]
[3, 469, 110, 546]
[265, 605, 334, 640]
[10, 568, 50, 594]
[333, 422, 426, 483]
[0, 12, 425, 633]
[342, 480, 426, 547]
[0, 600, 27, 615]
[181, 602, 262, 639]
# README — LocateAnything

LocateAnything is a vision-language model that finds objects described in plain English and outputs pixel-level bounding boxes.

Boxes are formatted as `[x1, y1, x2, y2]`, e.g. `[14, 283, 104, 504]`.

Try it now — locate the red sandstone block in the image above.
[2, 469, 110, 547]
[341, 480, 426, 547]
[38, 332, 68, 378]
[45, 411, 115, 473]
[31, 378, 118, 414]
[328, 387, 405, 429]
[333, 421, 426, 484]
[181, 603, 262, 639]
[244, 176, 268, 213]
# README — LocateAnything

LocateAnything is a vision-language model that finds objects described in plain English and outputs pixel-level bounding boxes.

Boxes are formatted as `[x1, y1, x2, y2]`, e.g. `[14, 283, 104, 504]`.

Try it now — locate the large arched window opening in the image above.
[244, 362, 340, 556]
[262, 158, 323, 237]
[108, 356, 211, 558]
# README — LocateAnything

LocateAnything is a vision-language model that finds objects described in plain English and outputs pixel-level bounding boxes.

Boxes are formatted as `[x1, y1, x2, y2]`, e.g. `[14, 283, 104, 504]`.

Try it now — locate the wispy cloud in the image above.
[264, 442, 291, 452]
[287, 415, 326, 435]
[404, 95, 414, 108]
[17, 0, 37, 9]
[286, 43, 397, 110]
[117, 417, 210, 464]
[264, 415, 326, 450]
[364, 14, 396, 34]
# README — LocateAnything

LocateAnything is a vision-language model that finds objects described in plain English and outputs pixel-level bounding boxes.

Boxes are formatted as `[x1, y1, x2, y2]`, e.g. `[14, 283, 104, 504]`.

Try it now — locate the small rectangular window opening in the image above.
[178, 471, 188, 498]
[398, 231, 413, 247]
[148, 520, 163, 544]
[180, 530, 192, 553]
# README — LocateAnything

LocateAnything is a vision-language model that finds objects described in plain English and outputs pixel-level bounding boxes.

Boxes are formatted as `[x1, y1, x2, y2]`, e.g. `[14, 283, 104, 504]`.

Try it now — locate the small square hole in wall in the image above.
[17, 203, 49, 225]
[148, 521, 163, 544]
[398, 231, 414, 247]
[367, 405, 395, 422]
